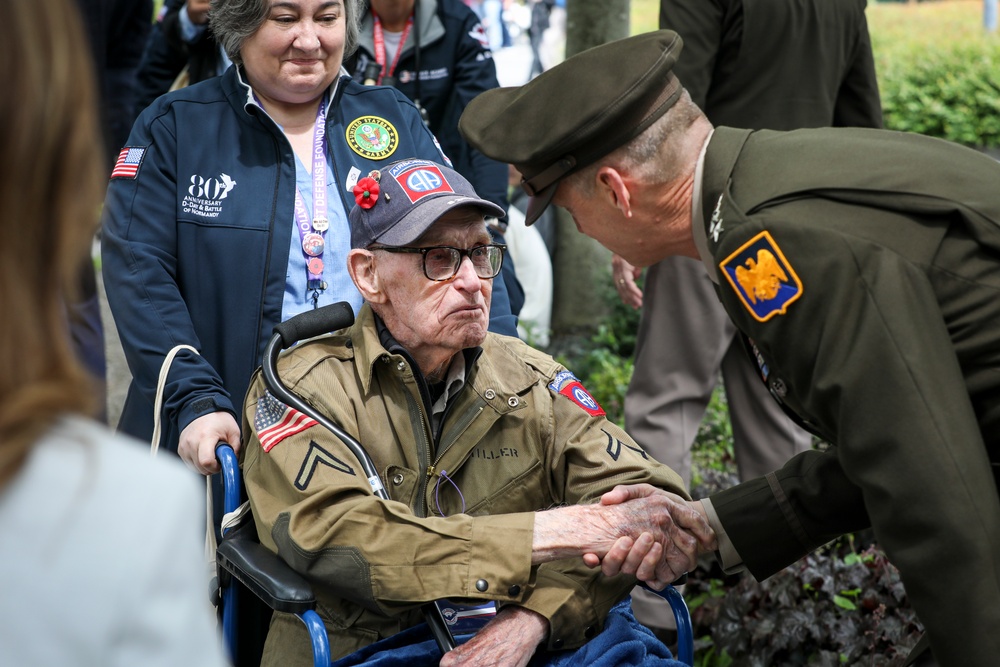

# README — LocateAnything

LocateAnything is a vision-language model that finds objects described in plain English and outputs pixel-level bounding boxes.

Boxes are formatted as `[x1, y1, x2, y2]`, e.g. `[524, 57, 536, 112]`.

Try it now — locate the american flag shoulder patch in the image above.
[110, 146, 146, 180]
[254, 390, 318, 453]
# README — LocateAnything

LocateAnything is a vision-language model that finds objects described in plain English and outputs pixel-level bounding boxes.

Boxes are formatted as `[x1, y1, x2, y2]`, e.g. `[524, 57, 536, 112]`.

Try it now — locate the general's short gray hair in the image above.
[567, 89, 705, 194]
[210, 0, 362, 66]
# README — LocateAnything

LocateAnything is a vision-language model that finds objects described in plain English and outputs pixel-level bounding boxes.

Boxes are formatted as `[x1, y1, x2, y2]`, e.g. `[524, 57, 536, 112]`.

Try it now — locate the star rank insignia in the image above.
[709, 195, 724, 243]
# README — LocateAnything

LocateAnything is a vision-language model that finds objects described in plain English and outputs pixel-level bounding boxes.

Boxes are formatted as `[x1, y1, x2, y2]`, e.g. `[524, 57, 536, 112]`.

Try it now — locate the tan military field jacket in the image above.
[241, 305, 686, 664]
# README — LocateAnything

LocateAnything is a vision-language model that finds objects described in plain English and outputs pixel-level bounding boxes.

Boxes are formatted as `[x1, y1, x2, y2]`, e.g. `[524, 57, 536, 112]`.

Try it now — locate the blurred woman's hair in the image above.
[0, 0, 103, 486]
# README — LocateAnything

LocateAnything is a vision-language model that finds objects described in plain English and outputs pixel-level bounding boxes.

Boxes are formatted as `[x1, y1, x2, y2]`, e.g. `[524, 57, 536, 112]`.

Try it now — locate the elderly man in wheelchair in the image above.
[238, 159, 714, 667]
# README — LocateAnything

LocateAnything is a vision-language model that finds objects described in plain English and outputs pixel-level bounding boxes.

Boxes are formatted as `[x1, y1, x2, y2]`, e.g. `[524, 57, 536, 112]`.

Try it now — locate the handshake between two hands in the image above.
[581, 484, 718, 588]
[532, 483, 719, 589]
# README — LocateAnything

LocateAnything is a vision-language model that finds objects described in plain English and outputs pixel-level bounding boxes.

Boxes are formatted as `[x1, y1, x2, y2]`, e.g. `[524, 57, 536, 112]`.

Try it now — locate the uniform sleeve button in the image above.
[392, 473, 404, 485]
[507, 584, 521, 597]
[584, 625, 596, 639]
[475, 579, 489, 592]
[552, 639, 564, 649]
[507, 396, 519, 407]
[484, 389, 496, 400]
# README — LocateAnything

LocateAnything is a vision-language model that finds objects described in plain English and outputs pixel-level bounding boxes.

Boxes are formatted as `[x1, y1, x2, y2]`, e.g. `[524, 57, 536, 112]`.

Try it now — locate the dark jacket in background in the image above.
[345, 0, 508, 212]
[134, 0, 222, 116]
[662, 0, 883, 130]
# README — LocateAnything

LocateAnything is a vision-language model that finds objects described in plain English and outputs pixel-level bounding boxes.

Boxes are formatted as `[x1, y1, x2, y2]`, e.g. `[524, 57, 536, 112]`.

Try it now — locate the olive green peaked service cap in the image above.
[459, 30, 684, 225]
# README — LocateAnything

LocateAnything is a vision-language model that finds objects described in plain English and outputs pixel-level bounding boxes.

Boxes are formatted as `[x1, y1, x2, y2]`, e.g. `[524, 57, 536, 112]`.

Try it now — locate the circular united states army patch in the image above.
[346, 116, 399, 160]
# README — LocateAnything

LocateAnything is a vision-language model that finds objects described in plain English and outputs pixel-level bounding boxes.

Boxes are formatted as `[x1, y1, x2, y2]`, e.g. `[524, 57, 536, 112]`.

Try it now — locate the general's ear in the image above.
[347, 249, 386, 304]
[596, 166, 633, 218]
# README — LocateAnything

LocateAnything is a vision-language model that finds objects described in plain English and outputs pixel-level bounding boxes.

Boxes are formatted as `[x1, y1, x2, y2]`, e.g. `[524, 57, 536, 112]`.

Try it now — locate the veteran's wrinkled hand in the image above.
[581, 484, 717, 588]
[439, 606, 548, 667]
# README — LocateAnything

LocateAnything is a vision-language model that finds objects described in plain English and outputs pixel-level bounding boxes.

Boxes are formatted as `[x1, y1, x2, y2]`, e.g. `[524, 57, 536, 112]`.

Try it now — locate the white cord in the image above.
[150, 345, 218, 580]
[150, 344, 199, 457]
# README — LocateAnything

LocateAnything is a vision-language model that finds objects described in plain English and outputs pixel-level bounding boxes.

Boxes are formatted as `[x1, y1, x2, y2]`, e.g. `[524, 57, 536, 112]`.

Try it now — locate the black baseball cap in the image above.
[349, 159, 505, 248]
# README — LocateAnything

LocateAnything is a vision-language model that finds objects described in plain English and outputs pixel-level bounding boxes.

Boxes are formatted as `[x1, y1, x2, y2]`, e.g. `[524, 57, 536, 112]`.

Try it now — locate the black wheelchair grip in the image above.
[273, 302, 355, 348]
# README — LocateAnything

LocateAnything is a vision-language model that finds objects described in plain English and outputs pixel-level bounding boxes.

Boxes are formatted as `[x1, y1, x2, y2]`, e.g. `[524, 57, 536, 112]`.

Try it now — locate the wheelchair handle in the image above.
[272, 301, 354, 348]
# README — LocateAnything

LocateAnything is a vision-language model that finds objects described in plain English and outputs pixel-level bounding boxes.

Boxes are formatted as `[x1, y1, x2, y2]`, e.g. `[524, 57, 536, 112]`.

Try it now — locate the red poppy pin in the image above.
[353, 177, 380, 209]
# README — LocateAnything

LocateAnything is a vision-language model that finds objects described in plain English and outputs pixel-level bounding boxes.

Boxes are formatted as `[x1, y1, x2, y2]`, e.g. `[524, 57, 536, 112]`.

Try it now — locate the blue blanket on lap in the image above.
[329, 597, 687, 666]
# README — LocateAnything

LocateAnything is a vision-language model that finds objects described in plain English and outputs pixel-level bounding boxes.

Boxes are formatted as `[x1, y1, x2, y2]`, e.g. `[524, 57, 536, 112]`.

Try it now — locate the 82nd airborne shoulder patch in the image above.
[720, 230, 803, 322]
[548, 370, 605, 417]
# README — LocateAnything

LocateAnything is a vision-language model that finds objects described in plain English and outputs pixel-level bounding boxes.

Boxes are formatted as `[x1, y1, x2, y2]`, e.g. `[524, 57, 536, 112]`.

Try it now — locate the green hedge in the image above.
[877, 40, 1000, 147]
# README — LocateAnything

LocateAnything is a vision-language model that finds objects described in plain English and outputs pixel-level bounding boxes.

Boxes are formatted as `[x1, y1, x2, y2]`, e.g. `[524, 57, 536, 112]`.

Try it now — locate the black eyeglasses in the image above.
[371, 244, 506, 281]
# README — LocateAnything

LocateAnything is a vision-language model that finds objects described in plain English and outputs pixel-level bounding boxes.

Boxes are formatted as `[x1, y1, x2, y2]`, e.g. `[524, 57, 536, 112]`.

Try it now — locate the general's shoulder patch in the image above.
[548, 370, 605, 417]
[110, 146, 146, 180]
[346, 116, 399, 160]
[720, 230, 803, 322]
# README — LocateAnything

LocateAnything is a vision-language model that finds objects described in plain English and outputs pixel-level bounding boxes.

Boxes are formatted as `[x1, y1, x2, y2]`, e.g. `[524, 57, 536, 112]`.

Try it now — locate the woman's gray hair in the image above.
[210, 0, 362, 66]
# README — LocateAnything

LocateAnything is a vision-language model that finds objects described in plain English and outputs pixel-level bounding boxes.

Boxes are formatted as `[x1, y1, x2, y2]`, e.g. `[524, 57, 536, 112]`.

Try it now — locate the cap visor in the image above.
[377, 195, 506, 246]
[524, 183, 558, 226]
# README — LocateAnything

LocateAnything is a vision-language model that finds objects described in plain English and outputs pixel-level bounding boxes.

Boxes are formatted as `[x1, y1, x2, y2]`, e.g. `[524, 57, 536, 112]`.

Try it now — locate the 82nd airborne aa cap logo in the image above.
[720, 230, 803, 322]
[346, 116, 399, 160]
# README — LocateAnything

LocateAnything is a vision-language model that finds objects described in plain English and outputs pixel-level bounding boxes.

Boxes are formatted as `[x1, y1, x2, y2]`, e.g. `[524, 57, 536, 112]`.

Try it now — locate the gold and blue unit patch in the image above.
[720, 230, 803, 322]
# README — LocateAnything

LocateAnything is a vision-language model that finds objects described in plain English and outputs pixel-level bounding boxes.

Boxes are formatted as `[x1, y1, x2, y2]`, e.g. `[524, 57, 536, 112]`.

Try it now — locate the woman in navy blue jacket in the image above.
[102, 0, 517, 476]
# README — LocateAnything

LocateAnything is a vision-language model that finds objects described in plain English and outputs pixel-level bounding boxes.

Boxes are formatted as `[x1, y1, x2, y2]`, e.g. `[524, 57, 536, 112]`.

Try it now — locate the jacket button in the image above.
[507, 396, 519, 407]
[484, 389, 496, 400]
[552, 639, 564, 649]
[475, 579, 489, 592]
[770, 378, 787, 398]
[396, 361, 406, 372]
[584, 625, 596, 639]
[507, 584, 521, 597]
[392, 473, 404, 486]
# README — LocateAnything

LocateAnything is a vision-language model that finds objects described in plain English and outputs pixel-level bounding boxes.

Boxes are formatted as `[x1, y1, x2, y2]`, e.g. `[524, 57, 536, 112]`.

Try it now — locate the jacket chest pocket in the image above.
[178, 172, 272, 230]
[462, 459, 545, 516]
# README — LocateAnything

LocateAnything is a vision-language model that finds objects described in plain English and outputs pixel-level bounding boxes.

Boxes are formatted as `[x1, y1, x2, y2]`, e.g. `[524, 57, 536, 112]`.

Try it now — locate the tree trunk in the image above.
[550, 0, 630, 335]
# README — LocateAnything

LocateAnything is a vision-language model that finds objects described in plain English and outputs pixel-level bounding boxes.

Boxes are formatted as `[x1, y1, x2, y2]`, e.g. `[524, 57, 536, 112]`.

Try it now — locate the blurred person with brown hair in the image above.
[0, 0, 227, 664]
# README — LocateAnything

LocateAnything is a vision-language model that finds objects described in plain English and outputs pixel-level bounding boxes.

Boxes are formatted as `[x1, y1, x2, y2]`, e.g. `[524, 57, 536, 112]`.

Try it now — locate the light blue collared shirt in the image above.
[281, 151, 363, 321]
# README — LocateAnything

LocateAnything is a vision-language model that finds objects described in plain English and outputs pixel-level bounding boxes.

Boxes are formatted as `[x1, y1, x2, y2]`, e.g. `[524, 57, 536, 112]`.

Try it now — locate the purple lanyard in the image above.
[294, 99, 329, 294]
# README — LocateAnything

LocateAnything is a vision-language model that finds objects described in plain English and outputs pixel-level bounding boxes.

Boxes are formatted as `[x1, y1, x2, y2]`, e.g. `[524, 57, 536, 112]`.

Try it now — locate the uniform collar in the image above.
[350, 304, 537, 410]
[697, 127, 754, 267]
[233, 65, 348, 116]
[691, 129, 717, 283]
[350, 304, 481, 394]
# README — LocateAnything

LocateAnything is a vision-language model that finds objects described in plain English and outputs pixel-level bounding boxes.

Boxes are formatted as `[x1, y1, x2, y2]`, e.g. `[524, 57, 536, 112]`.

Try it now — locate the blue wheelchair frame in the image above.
[214, 303, 694, 666]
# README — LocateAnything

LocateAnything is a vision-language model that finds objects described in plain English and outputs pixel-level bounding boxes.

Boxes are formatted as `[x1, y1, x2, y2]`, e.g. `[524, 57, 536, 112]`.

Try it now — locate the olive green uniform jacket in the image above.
[700, 126, 1000, 666]
[241, 305, 687, 665]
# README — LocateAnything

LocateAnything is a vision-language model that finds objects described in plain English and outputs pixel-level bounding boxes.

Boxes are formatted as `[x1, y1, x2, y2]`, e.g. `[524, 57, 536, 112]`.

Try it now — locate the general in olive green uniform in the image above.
[695, 125, 1000, 664]
[458, 29, 1000, 666]
[241, 305, 687, 665]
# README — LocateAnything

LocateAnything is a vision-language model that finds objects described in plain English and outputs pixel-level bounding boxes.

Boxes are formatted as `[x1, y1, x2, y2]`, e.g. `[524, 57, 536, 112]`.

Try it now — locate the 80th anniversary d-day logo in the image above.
[346, 116, 399, 160]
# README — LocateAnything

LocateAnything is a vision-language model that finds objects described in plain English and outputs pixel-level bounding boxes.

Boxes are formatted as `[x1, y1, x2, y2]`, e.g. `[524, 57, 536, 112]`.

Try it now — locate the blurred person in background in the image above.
[0, 1, 227, 665]
[345, 0, 524, 315]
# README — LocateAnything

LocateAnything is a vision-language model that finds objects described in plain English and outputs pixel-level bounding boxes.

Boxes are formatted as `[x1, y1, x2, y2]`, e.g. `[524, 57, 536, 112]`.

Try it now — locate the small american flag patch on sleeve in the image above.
[110, 146, 145, 179]
[254, 391, 318, 452]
